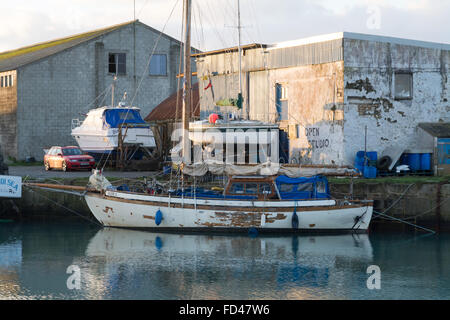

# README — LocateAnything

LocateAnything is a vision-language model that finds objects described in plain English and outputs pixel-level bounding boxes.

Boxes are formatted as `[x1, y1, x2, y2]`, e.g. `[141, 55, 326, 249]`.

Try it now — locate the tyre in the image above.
[376, 156, 392, 171]
[44, 162, 51, 171]
[62, 161, 68, 172]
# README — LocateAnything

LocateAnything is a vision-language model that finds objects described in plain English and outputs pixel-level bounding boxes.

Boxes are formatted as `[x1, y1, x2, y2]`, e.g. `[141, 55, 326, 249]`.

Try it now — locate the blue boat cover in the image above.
[103, 109, 148, 128]
[275, 175, 330, 200]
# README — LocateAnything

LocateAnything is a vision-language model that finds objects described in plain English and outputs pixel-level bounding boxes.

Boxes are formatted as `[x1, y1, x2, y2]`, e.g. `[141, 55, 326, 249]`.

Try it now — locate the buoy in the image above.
[209, 113, 219, 124]
[155, 209, 163, 226]
[248, 227, 258, 237]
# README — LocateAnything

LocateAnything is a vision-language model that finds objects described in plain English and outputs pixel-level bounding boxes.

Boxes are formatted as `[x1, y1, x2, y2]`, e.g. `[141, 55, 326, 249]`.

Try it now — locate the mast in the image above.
[237, 0, 245, 119]
[237, 0, 242, 101]
[182, 0, 192, 163]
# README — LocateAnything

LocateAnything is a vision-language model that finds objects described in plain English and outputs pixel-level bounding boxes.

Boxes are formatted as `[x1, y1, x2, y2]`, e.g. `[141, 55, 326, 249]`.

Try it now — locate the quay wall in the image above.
[1, 181, 449, 232]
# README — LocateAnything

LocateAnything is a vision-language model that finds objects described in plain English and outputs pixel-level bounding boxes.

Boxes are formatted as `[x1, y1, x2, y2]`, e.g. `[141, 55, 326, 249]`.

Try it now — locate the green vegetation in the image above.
[7, 157, 43, 166]
[329, 175, 450, 185]
[0, 24, 125, 61]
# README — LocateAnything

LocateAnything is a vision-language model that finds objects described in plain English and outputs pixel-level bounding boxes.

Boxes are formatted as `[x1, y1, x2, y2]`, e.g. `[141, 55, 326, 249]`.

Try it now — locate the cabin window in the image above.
[260, 183, 271, 194]
[149, 54, 167, 76]
[9, 75, 12, 87]
[297, 183, 314, 192]
[245, 184, 258, 194]
[230, 183, 244, 194]
[279, 183, 294, 192]
[316, 181, 327, 193]
[119, 111, 135, 120]
[108, 53, 126, 75]
[394, 72, 412, 100]
[276, 83, 288, 121]
[0, 76, 3, 87]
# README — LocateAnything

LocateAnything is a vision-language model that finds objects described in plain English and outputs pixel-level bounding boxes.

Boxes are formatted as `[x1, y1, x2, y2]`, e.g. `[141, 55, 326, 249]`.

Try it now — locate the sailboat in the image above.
[80, 0, 373, 233]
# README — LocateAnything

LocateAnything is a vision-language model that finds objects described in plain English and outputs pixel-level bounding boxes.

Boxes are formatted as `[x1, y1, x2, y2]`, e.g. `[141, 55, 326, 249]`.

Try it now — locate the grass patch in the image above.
[329, 175, 450, 185]
[7, 160, 44, 166]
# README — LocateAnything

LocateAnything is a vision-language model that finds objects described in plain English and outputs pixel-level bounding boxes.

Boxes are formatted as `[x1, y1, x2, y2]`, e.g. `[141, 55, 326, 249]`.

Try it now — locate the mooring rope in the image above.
[24, 186, 103, 228]
[373, 210, 435, 234]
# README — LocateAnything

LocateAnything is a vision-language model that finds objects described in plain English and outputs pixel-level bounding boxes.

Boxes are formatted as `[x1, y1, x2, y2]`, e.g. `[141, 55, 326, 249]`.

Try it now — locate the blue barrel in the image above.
[363, 166, 377, 179]
[354, 151, 365, 173]
[408, 153, 421, 171]
[420, 153, 431, 170]
[366, 151, 377, 161]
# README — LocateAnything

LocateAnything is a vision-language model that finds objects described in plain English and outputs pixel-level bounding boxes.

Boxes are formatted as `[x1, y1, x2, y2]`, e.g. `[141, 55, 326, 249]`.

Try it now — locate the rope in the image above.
[373, 210, 435, 234]
[24, 186, 103, 228]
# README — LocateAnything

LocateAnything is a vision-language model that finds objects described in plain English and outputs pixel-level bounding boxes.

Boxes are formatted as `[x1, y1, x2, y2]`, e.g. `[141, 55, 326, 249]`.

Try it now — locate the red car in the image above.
[44, 146, 95, 171]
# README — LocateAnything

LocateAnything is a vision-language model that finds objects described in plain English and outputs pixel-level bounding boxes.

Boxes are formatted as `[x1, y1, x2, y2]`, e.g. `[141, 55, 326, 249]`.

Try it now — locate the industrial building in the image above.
[0, 20, 194, 161]
[194, 32, 450, 173]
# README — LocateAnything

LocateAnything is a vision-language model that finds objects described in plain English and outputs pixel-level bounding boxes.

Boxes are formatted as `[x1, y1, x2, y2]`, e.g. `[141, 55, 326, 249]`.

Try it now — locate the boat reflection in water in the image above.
[80, 228, 373, 299]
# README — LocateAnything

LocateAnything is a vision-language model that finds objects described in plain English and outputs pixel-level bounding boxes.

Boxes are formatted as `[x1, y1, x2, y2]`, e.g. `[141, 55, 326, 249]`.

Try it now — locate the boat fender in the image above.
[248, 227, 258, 237]
[155, 209, 163, 226]
[292, 208, 299, 229]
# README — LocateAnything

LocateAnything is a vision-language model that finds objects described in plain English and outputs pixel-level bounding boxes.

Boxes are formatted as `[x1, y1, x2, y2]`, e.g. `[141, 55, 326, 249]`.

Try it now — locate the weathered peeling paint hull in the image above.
[84, 192, 373, 233]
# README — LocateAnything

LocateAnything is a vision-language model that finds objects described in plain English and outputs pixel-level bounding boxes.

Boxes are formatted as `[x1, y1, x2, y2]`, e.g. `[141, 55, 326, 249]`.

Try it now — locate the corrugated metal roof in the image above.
[193, 43, 267, 57]
[418, 123, 450, 137]
[145, 82, 200, 122]
[0, 20, 136, 72]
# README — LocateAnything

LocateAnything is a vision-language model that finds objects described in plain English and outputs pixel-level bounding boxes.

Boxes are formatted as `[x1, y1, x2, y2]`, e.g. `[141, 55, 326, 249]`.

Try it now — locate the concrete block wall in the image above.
[15, 22, 183, 160]
[0, 70, 17, 159]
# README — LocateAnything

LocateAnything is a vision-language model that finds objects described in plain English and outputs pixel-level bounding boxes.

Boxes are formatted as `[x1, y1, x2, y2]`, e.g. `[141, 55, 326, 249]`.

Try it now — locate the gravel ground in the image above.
[8, 165, 159, 179]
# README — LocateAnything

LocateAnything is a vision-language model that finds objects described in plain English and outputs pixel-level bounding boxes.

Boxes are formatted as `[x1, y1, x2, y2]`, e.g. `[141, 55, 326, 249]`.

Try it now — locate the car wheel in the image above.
[44, 161, 51, 171]
[62, 161, 68, 172]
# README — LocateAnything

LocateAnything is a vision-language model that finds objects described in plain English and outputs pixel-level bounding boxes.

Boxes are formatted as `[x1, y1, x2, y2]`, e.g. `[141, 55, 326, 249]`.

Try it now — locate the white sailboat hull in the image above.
[85, 191, 373, 233]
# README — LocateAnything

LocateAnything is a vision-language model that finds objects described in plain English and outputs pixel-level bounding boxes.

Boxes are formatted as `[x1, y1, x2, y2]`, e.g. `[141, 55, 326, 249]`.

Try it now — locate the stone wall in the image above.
[1, 181, 449, 233]
[331, 181, 450, 232]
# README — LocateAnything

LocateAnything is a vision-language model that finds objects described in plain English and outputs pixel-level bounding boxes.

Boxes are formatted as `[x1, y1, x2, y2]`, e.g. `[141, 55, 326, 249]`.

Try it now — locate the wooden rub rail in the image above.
[24, 183, 88, 192]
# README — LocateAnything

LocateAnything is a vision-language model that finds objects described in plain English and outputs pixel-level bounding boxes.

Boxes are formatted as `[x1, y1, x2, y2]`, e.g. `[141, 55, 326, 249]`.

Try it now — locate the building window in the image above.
[9, 75, 12, 87]
[296, 124, 301, 138]
[108, 53, 126, 75]
[276, 83, 288, 121]
[149, 54, 167, 76]
[394, 72, 413, 100]
[0, 76, 3, 87]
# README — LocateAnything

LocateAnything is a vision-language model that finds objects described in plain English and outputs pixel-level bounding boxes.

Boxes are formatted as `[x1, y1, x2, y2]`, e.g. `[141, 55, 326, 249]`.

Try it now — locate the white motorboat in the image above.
[71, 105, 156, 159]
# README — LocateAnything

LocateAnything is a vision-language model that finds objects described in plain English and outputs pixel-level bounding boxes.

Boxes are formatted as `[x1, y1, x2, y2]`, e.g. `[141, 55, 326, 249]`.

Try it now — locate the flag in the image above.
[204, 79, 212, 90]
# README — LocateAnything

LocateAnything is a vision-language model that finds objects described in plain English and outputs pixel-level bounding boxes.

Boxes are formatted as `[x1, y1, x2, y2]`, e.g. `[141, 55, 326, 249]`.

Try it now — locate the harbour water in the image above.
[1, 222, 450, 300]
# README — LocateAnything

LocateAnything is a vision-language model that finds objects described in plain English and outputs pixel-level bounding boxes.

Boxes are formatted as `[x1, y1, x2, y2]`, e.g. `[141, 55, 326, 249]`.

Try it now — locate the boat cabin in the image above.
[176, 175, 331, 201]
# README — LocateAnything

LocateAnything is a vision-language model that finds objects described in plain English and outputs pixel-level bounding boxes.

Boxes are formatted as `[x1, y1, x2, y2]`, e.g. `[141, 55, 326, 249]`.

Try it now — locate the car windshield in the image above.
[62, 148, 82, 156]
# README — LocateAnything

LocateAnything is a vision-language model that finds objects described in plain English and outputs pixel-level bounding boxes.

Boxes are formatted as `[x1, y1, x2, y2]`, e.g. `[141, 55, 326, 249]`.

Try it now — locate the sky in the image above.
[1, 0, 449, 53]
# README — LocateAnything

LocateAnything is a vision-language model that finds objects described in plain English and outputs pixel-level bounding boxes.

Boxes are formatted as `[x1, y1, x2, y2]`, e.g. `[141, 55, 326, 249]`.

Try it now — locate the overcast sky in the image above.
[1, 0, 449, 53]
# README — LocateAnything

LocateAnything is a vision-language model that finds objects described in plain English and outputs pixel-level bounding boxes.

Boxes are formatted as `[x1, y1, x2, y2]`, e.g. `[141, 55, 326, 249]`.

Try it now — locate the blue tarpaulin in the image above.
[275, 175, 330, 200]
[103, 109, 148, 128]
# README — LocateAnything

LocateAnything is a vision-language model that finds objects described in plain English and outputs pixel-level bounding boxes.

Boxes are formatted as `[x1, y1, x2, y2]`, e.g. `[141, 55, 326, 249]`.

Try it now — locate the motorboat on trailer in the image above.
[83, 171, 373, 233]
[71, 105, 156, 160]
